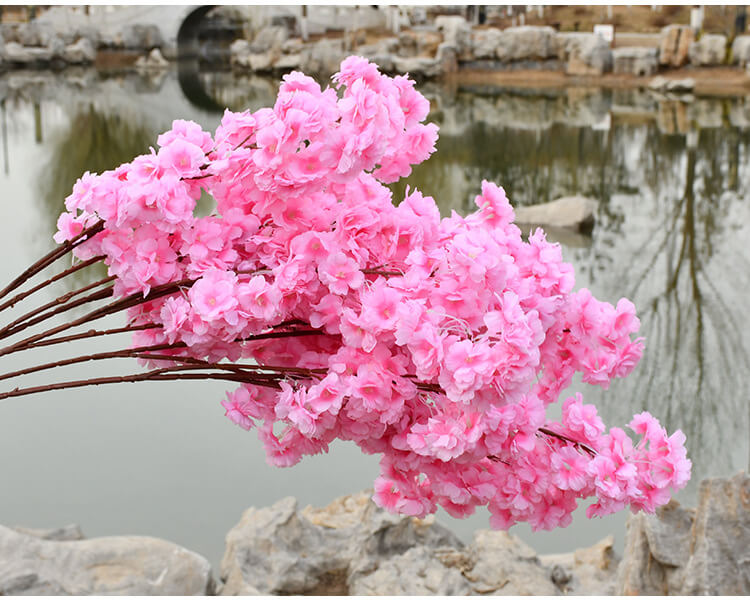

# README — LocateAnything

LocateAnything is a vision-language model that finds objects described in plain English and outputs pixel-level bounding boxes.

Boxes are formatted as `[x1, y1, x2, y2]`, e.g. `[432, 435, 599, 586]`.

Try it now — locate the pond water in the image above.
[0, 65, 748, 570]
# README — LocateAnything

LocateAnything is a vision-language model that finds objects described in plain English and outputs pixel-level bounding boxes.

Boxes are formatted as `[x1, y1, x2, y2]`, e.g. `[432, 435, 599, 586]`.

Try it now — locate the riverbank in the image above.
[455, 65, 750, 96]
[1, 473, 748, 595]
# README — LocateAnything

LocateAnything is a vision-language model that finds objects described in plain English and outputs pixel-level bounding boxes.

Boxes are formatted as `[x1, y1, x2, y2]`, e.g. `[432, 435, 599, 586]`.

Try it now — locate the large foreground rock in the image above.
[514, 196, 598, 231]
[220, 491, 613, 595]
[0, 525, 214, 594]
[616, 472, 750, 595]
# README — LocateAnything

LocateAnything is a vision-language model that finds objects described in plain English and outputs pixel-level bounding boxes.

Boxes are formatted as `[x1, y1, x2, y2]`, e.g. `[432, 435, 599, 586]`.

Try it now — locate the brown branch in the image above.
[0, 281, 115, 341]
[0, 277, 196, 357]
[0, 368, 282, 402]
[25, 323, 162, 350]
[0, 255, 105, 313]
[0, 220, 104, 302]
[537, 427, 597, 457]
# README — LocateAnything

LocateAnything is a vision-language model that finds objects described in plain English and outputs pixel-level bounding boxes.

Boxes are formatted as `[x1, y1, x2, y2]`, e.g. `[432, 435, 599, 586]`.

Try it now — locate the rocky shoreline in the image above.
[3, 14, 750, 97]
[1, 472, 747, 595]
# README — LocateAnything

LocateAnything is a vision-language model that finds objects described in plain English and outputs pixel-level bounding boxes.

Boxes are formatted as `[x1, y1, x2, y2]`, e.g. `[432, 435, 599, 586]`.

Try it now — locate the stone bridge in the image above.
[36, 5, 388, 57]
[36, 5, 216, 56]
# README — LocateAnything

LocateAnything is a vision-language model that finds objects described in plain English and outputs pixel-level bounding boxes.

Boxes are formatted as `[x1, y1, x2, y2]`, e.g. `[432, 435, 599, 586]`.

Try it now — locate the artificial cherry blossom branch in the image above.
[0, 254, 105, 314]
[0, 220, 104, 302]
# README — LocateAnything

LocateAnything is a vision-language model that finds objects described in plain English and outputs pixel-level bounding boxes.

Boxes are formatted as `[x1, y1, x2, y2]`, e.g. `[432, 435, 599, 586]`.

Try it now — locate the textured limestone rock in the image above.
[689, 33, 727, 66]
[464, 530, 559, 595]
[471, 27, 503, 60]
[397, 29, 442, 58]
[0, 525, 214, 595]
[649, 76, 695, 94]
[13, 524, 85, 541]
[435, 15, 472, 60]
[3, 41, 53, 65]
[299, 38, 347, 76]
[63, 37, 96, 65]
[557, 32, 613, 76]
[612, 47, 659, 76]
[121, 23, 164, 50]
[659, 25, 693, 67]
[393, 55, 444, 79]
[496, 26, 558, 62]
[681, 472, 750, 595]
[220, 492, 464, 595]
[540, 535, 618, 595]
[616, 473, 750, 595]
[134, 48, 169, 71]
[514, 196, 597, 231]
[731, 35, 750, 67]
[249, 25, 288, 54]
[220, 491, 626, 595]
[349, 546, 471, 595]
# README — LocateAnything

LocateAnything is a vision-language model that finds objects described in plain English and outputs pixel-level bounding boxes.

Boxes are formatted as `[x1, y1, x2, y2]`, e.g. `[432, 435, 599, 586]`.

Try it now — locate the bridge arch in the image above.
[176, 5, 216, 59]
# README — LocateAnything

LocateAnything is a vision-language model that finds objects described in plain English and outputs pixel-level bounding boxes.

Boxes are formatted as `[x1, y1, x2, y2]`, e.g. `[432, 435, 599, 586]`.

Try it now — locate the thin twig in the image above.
[0, 281, 115, 341]
[0, 220, 104, 302]
[25, 323, 162, 349]
[537, 427, 597, 457]
[0, 277, 196, 357]
[0, 255, 105, 314]
[0, 369, 282, 402]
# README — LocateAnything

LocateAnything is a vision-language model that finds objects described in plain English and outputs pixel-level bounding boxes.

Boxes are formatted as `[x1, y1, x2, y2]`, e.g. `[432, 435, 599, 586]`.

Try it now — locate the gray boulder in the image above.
[731, 34, 750, 66]
[15, 22, 55, 48]
[616, 472, 750, 595]
[393, 55, 444, 78]
[514, 196, 598, 231]
[496, 26, 558, 62]
[220, 491, 464, 595]
[659, 25, 693, 67]
[250, 25, 288, 54]
[689, 33, 727, 66]
[13, 524, 85, 541]
[681, 472, 750, 594]
[3, 41, 53, 65]
[471, 27, 502, 59]
[616, 500, 694, 594]
[274, 53, 302, 71]
[465, 530, 559, 595]
[350, 546, 471, 595]
[229, 38, 253, 69]
[220, 490, 620, 595]
[299, 38, 347, 76]
[397, 29, 441, 58]
[134, 48, 169, 71]
[612, 46, 659, 76]
[435, 15, 472, 59]
[63, 37, 96, 65]
[541, 535, 619, 595]
[649, 76, 695, 94]
[558, 32, 613, 75]
[0, 525, 213, 595]
[121, 23, 164, 50]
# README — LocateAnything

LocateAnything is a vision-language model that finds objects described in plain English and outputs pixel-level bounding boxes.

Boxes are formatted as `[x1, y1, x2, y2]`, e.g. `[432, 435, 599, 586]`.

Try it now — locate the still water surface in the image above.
[0, 66, 748, 568]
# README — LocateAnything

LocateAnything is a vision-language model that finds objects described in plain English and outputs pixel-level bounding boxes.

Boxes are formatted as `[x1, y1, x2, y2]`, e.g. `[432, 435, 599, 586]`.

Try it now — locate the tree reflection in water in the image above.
[394, 89, 750, 497]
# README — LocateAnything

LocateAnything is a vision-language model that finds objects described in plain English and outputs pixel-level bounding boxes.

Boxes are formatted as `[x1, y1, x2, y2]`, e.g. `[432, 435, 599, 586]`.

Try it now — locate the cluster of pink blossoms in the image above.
[56, 57, 690, 531]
